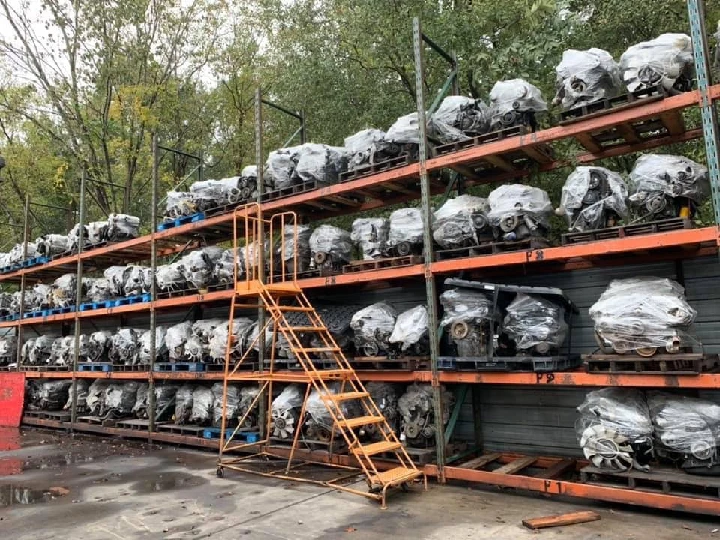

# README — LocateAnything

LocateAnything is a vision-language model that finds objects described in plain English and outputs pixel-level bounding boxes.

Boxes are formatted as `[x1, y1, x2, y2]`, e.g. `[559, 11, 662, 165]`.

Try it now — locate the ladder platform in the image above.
[300, 346, 341, 353]
[337, 415, 384, 429]
[352, 441, 401, 456]
[370, 467, 422, 487]
[323, 391, 369, 401]
[282, 325, 326, 332]
[264, 283, 303, 295]
[309, 369, 354, 378]
[276, 306, 316, 312]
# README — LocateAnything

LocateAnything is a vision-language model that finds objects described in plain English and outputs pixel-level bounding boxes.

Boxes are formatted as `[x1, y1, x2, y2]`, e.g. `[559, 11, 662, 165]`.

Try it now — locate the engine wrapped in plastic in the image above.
[106, 214, 140, 241]
[304, 384, 362, 442]
[212, 249, 243, 285]
[64, 379, 90, 413]
[154, 384, 179, 421]
[620, 33, 694, 93]
[35, 234, 69, 258]
[102, 382, 139, 417]
[31, 284, 53, 310]
[179, 247, 224, 290]
[190, 386, 214, 426]
[174, 384, 195, 424]
[185, 319, 225, 362]
[109, 328, 142, 365]
[156, 263, 187, 292]
[104, 266, 130, 297]
[365, 382, 401, 439]
[589, 277, 697, 355]
[433, 195, 492, 249]
[190, 177, 244, 211]
[138, 326, 168, 364]
[488, 79, 547, 131]
[387, 208, 424, 256]
[24, 336, 55, 366]
[85, 278, 114, 303]
[0, 293, 12, 317]
[554, 49, 622, 109]
[266, 147, 301, 190]
[49, 336, 73, 367]
[558, 166, 629, 232]
[132, 383, 150, 418]
[271, 385, 303, 439]
[648, 392, 720, 473]
[166, 322, 194, 361]
[384, 113, 420, 161]
[351, 218, 389, 260]
[350, 302, 397, 357]
[502, 294, 567, 355]
[87, 331, 113, 362]
[398, 383, 453, 448]
[628, 154, 710, 221]
[440, 288, 495, 357]
[51, 273, 77, 308]
[123, 265, 152, 296]
[164, 191, 197, 222]
[344, 128, 398, 171]
[277, 224, 311, 275]
[430, 95, 491, 138]
[37, 380, 72, 410]
[209, 317, 254, 363]
[389, 305, 429, 355]
[576, 388, 653, 471]
[293, 143, 347, 185]
[487, 184, 553, 242]
[309, 225, 352, 271]
[0, 336, 17, 366]
[86, 380, 111, 416]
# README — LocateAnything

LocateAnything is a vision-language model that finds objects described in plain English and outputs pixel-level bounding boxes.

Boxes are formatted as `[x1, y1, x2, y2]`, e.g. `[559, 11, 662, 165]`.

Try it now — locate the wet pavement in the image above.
[1, 427, 719, 539]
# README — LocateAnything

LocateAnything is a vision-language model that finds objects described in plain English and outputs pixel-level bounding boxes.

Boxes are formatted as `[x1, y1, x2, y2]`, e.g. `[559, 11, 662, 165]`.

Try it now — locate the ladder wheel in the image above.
[216, 467, 224, 478]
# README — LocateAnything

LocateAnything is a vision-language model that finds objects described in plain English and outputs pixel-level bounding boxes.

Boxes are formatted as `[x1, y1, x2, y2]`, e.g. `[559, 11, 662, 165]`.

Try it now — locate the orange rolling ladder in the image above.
[216, 204, 426, 508]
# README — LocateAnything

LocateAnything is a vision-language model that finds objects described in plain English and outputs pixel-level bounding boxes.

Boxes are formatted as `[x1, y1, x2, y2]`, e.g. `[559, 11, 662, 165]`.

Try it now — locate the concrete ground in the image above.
[0, 428, 718, 539]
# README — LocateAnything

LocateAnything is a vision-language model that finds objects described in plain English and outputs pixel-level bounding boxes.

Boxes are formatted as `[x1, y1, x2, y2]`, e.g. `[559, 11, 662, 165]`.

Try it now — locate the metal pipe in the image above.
[157, 145, 203, 162]
[71, 168, 87, 428]
[422, 32, 457, 67]
[149, 133, 159, 434]
[255, 87, 267, 439]
[414, 17, 446, 480]
[14, 194, 30, 368]
[260, 98, 303, 120]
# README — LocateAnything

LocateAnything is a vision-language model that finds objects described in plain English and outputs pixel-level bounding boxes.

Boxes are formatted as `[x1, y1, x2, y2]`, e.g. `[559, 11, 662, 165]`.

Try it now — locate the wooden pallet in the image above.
[158, 424, 207, 436]
[20, 365, 70, 372]
[563, 218, 692, 245]
[76, 415, 116, 427]
[259, 180, 331, 203]
[340, 154, 415, 183]
[435, 237, 549, 260]
[433, 125, 528, 156]
[349, 356, 430, 370]
[580, 465, 720, 499]
[115, 419, 157, 431]
[342, 255, 423, 274]
[560, 86, 666, 125]
[584, 353, 719, 374]
[439, 355, 581, 373]
[24, 410, 71, 421]
[455, 453, 577, 479]
[157, 287, 201, 299]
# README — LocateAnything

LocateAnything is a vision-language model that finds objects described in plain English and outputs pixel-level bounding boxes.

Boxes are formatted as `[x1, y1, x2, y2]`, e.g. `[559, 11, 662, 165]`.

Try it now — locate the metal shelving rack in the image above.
[8, 0, 720, 515]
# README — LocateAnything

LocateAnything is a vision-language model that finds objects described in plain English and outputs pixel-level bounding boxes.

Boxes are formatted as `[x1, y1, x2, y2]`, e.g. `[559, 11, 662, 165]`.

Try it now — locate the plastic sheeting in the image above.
[213, 249, 242, 285]
[86, 278, 114, 303]
[155, 385, 179, 421]
[50, 336, 73, 367]
[589, 277, 697, 352]
[503, 294, 567, 352]
[186, 319, 225, 362]
[620, 33, 694, 93]
[174, 384, 195, 424]
[294, 143, 347, 185]
[104, 266, 130, 297]
[389, 305, 428, 353]
[386, 113, 420, 145]
[31, 284, 53, 310]
[35, 234, 69, 258]
[432, 95, 491, 136]
[190, 386, 213, 425]
[628, 154, 710, 219]
[439, 288, 493, 327]
[305, 384, 361, 433]
[180, 248, 224, 289]
[309, 225, 352, 268]
[433, 195, 491, 249]
[279, 224, 311, 274]
[132, 383, 150, 418]
[51, 274, 77, 308]
[350, 302, 397, 356]
[124, 266, 152, 296]
[212, 382, 239, 427]
[489, 79, 547, 131]
[38, 380, 72, 410]
[156, 263, 186, 292]
[190, 177, 244, 211]
[87, 380, 110, 415]
[351, 218, 389, 260]
[487, 184, 553, 241]
[110, 328, 142, 365]
[344, 128, 388, 171]
[0, 336, 17, 364]
[103, 382, 139, 415]
[106, 214, 140, 240]
[164, 191, 197, 221]
[554, 49, 622, 109]
[559, 166, 629, 232]
[166, 322, 194, 361]
[209, 317, 254, 362]
[388, 208, 424, 252]
[138, 326, 168, 364]
[88, 331, 112, 362]
[65, 379, 89, 413]
[266, 147, 301, 190]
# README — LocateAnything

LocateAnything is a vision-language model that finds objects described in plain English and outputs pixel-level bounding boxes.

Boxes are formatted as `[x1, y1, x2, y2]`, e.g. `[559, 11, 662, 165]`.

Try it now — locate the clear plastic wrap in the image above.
[190, 177, 243, 211]
[138, 326, 168, 364]
[209, 317, 254, 362]
[489, 79, 547, 131]
[104, 266, 130, 297]
[237, 386, 260, 428]
[398, 383, 453, 447]
[386, 113, 420, 145]
[487, 184, 553, 241]
[179, 248, 224, 289]
[156, 263, 187, 292]
[0, 335, 17, 365]
[31, 284, 53, 310]
[620, 33, 694, 93]
[389, 305, 429, 354]
[190, 386, 213, 425]
[85, 278, 114, 303]
[439, 288, 493, 327]
[431, 95, 491, 137]
[266, 147, 301, 190]
[109, 328, 142, 365]
[174, 384, 195, 424]
[185, 319, 225, 362]
[628, 154, 710, 219]
[0, 292, 12, 316]
[589, 277, 697, 353]
[344, 128, 388, 171]
[350, 302, 398, 356]
[86, 380, 110, 415]
[503, 294, 568, 353]
[576, 388, 653, 470]
[38, 380, 72, 410]
[305, 384, 361, 438]
[68, 334, 90, 363]
[166, 322, 194, 361]
[87, 221, 108, 244]
[387, 208, 424, 253]
[648, 392, 720, 464]
[559, 166, 629, 232]
[279, 224, 311, 274]
[132, 383, 150, 418]
[164, 191, 197, 221]
[213, 249, 242, 285]
[211, 382, 239, 427]
[7, 242, 37, 264]
[103, 382, 139, 415]
[155, 384, 179, 421]
[51, 274, 77, 308]
[49, 336, 73, 367]
[35, 234, 69, 258]
[351, 218, 389, 260]
[64, 379, 89, 413]
[123, 266, 151, 296]
[309, 225, 353, 269]
[554, 49, 622, 109]
[293, 143, 347, 185]
[27, 336, 56, 366]
[88, 331, 112, 362]
[271, 385, 303, 439]
[433, 195, 491, 249]
[106, 214, 140, 241]
[365, 382, 401, 437]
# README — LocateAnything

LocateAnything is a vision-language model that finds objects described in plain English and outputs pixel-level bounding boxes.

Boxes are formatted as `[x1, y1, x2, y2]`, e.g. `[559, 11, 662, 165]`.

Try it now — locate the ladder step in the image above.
[299, 347, 340, 353]
[336, 415, 384, 429]
[282, 326, 327, 332]
[308, 369, 354, 378]
[274, 306, 315, 312]
[322, 391, 369, 401]
[369, 467, 422, 487]
[352, 441, 401, 457]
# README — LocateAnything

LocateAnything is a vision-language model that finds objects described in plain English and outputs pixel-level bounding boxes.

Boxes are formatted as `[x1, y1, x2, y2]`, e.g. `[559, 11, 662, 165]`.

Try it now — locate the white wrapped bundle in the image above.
[389, 305, 428, 353]
[387, 208, 424, 254]
[620, 33, 694, 93]
[559, 166, 628, 232]
[350, 302, 398, 356]
[489, 79, 547, 130]
[351, 218, 389, 260]
[554, 49, 622, 109]
[309, 225, 352, 268]
[433, 195, 490, 249]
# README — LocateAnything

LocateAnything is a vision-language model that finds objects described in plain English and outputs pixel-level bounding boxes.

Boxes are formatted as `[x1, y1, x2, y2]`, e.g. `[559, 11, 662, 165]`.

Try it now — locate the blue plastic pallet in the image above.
[79, 300, 115, 311]
[46, 306, 73, 316]
[202, 428, 260, 442]
[22, 256, 49, 268]
[23, 310, 45, 319]
[156, 212, 206, 231]
[153, 362, 206, 373]
[78, 363, 113, 372]
[113, 293, 151, 307]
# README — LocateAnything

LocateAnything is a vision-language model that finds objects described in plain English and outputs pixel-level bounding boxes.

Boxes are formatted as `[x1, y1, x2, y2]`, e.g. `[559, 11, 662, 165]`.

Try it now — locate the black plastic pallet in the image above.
[580, 465, 720, 499]
[153, 362, 206, 372]
[433, 125, 528, 156]
[349, 356, 430, 371]
[435, 237, 549, 260]
[339, 154, 416, 183]
[258, 180, 325, 203]
[584, 353, 719, 374]
[559, 86, 666, 124]
[562, 218, 692, 245]
[438, 355, 581, 373]
[342, 255, 423, 273]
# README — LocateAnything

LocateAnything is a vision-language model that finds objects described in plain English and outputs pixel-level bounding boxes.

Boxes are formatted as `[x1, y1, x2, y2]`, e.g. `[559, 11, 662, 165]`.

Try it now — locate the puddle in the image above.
[130, 473, 206, 494]
[0, 485, 52, 507]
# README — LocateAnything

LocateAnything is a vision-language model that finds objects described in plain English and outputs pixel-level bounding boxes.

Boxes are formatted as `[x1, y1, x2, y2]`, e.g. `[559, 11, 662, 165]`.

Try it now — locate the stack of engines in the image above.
[398, 384, 454, 448]
[174, 383, 260, 428]
[590, 277, 697, 356]
[487, 184, 553, 242]
[265, 144, 348, 192]
[349, 302, 429, 357]
[433, 195, 491, 249]
[166, 319, 259, 365]
[164, 166, 257, 222]
[577, 388, 720, 475]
